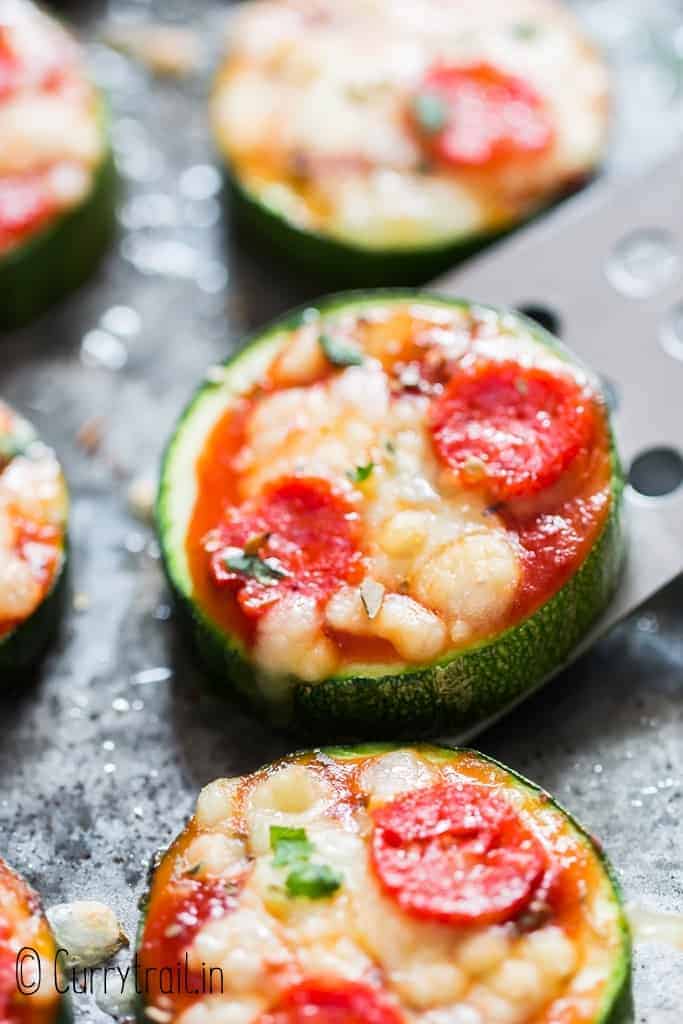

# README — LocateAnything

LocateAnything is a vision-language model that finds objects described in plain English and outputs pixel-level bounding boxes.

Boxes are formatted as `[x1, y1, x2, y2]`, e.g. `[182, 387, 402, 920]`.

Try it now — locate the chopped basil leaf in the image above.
[347, 462, 374, 484]
[270, 826, 313, 867]
[285, 862, 343, 900]
[412, 91, 448, 135]
[511, 21, 539, 39]
[186, 862, 203, 876]
[319, 333, 364, 367]
[515, 377, 529, 395]
[224, 551, 290, 584]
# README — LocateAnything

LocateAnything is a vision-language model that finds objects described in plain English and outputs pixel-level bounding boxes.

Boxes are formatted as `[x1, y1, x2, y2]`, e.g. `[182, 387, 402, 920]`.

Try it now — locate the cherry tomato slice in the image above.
[259, 980, 404, 1024]
[410, 62, 553, 169]
[0, 175, 57, 255]
[208, 476, 362, 617]
[371, 781, 548, 927]
[430, 358, 597, 501]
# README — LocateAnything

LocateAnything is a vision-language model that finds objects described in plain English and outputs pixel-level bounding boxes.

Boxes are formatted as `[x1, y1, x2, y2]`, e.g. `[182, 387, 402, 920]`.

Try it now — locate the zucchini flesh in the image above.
[0, 145, 117, 331]
[212, 0, 608, 285]
[137, 744, 632, 1024]
[157, 292, 624, 740]
[0, 405, 68, 678]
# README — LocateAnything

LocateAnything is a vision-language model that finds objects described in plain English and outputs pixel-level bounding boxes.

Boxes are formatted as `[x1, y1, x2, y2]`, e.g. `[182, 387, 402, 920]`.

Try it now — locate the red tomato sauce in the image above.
[142, 750, 618, 1024]
[507, 486, 612, 622]
[139, 873, 244, 1014]
[186, 310, 613, 667]
[0, 174, 61, 256]
[0, 19, 87, 254]
[0, 860, 60, 1024]
[0, 517, 62, 638]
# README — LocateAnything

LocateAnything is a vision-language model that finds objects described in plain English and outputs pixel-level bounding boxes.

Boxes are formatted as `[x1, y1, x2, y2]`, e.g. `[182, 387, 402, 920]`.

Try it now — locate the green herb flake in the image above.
[319, 333, 364, 368]
[347, 462, 375, 484]
[270, 826, 314, 867]
[412, 91, 448, 135]
[285, 862, 343, 900]
[515, 377, 529, 395]
[224, 552, 290, 585]
[511, 21, 539, 40]
[186, 862, 203, 877]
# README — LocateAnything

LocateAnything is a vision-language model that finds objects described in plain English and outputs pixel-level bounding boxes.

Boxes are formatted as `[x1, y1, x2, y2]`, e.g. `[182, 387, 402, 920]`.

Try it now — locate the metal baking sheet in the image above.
[1, 1, 683, 1020]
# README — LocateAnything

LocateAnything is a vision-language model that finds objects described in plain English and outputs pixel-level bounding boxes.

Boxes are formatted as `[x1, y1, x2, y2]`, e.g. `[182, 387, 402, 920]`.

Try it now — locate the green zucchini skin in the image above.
[0, 856, 72, 1024]
[228, 169, 595, 288]
[157, 291, 625, 741]
[229, 173, 502, 287]
[0, 549, 67, 681]
[136, 744, 632, 1024]
[56, 997, 74, 1024]
[0, 143, 117, 331]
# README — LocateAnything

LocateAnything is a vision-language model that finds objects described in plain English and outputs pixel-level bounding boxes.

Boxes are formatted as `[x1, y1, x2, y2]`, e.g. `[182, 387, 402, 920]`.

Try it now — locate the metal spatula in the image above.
[435, 145, 683, 731]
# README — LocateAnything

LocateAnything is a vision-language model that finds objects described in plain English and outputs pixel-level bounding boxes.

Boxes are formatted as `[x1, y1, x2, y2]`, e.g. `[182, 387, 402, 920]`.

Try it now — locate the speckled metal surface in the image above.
[1, 1, 682, 1021]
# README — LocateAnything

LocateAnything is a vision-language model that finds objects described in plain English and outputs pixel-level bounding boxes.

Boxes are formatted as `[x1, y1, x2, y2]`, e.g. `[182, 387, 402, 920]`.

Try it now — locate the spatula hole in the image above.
[517, 304, 562, 337]
[606, 228, 678, 298]
[661, 301, 683, 362]
[629, 447, 683, 497]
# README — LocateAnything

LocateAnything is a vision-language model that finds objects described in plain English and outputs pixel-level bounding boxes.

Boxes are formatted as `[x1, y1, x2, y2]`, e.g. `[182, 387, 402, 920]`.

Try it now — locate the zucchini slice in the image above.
[0, 402, 68, 677]
[210, 0, 609, 284]
[0, 1, 116, 329]
[137, 745, 632, 1024]
[157, 292, 624, 739]
[0, 856, 70, 1023]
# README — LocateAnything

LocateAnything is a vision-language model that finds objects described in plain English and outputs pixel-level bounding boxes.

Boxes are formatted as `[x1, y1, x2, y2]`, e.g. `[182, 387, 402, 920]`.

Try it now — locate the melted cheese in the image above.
[0, 0, 103, 239]
[143, 749, 626, 1024]
[0, 404, 67, 628]
[0, 859, 61, 1016]
[188, 301, 608, 686]
[211, 0, 609, 248]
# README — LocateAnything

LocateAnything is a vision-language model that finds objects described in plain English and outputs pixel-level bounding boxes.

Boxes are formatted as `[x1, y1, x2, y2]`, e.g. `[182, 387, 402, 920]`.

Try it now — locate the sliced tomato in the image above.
[207, 476, 362, 617]
[259, 980, 404, 1024]
[430, 358, 597, 501]
[410, 62, 553, 169]
[371, 781, 548, 927]
[0, 174, 58, 255]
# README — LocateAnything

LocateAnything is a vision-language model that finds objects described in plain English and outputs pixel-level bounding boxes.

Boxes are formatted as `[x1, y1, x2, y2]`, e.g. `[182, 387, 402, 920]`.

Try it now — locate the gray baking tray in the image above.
[2, 1, 683, 1020]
